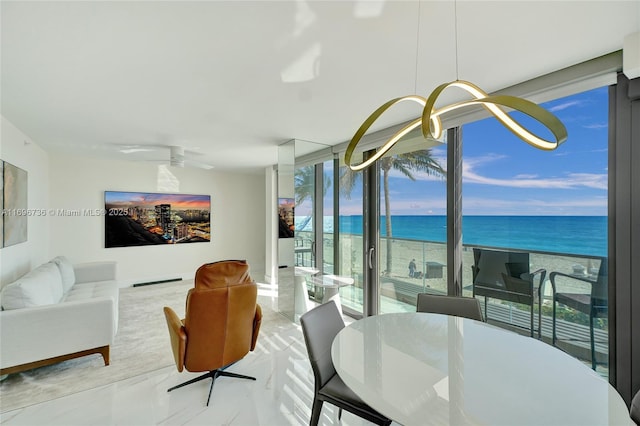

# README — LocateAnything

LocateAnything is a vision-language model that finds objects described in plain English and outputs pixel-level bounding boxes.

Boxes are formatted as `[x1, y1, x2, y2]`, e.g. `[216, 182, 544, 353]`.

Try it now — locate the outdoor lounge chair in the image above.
[550, 257, 607, 370]
[471, 248, 546, 337]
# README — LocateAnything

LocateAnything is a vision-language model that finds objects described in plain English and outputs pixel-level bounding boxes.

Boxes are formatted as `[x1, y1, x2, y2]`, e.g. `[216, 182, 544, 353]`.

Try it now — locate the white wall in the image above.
[0, 116, 50, 286]
[48, 153, 265, 286]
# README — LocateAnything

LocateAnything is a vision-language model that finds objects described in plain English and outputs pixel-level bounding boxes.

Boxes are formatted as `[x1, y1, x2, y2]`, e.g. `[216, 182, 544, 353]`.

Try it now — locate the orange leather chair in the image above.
[163, 260, 262, 406]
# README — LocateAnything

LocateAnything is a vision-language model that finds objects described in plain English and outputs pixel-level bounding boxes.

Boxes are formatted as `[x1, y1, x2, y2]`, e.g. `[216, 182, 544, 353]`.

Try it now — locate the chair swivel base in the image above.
[167, 368, 256, 406]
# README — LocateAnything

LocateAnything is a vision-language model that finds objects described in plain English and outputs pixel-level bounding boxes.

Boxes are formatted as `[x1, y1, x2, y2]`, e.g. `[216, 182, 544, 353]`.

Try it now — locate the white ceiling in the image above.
[2, 1, 638, 173]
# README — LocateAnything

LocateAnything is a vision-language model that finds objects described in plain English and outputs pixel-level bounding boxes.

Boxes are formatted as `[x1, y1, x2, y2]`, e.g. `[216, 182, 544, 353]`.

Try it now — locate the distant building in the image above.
[174, 223, 189, 240]
[155, 204, 172, 235]
[178, 209, 210, 222]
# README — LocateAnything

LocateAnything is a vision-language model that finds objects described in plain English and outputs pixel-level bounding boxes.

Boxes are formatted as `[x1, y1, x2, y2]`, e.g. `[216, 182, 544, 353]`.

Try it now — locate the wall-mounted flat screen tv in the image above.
[105, 191, 210, 248]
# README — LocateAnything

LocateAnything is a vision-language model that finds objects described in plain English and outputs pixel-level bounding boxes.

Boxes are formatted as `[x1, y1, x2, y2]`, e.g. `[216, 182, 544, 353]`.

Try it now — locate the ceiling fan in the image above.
[111, 144, 215, 170]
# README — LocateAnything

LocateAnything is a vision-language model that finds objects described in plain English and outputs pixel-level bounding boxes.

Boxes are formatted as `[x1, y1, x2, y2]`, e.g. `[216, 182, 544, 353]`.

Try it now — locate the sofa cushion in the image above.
[73, 261, 116, 284]
[63, 280, 118, 303]
[1, 263, 64, 310]
[50, 256, 76, 293]
[63, 280, 120, 333]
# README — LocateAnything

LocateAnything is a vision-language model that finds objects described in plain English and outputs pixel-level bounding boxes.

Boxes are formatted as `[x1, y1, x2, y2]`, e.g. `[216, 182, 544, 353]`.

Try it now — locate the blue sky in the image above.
[333, 85, 608, 216]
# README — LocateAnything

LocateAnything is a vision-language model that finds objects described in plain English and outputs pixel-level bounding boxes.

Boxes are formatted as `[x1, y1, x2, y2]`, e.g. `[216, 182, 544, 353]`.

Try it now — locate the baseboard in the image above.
[133, 278, 183, 287]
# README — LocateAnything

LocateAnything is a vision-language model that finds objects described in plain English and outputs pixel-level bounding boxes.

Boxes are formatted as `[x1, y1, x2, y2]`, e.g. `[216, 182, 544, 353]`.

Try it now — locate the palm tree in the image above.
[339, 150, 445, 275]
[338, 165, 360, 200]
[294, 165, 315, 207]
[294, 165, 331, 207]
[294, 165, 332, 268]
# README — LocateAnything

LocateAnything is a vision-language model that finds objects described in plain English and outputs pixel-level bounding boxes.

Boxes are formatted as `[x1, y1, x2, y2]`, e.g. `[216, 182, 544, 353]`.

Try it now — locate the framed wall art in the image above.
[2, 160, 28, 248]
[105, 191, 211, 248]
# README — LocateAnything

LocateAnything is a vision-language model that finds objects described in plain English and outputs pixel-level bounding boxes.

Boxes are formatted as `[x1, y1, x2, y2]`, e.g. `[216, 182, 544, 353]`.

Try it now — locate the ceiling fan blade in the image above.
[107, 142, 211, 168]
[184, 159, 215, 170]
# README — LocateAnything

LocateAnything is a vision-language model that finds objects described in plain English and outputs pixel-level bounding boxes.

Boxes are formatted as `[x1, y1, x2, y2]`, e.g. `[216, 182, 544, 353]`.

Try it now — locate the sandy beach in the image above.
[322, 234, 601, 303]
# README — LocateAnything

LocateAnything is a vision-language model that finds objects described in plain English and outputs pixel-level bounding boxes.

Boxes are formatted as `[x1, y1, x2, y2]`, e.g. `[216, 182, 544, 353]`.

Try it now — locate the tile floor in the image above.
[0, 286, 382, 426]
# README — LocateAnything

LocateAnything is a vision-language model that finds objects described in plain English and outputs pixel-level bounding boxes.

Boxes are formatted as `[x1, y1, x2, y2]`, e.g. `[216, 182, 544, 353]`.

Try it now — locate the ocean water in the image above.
[296, 215, 607, 257]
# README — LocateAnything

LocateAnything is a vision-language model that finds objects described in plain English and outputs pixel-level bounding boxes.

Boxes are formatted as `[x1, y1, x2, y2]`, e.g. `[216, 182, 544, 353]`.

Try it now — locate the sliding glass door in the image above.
[376, 138, 448, 314]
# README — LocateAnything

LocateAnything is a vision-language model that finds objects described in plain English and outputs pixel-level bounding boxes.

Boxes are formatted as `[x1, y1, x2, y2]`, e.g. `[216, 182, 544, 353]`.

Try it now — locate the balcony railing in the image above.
[294, 231, 608, 374]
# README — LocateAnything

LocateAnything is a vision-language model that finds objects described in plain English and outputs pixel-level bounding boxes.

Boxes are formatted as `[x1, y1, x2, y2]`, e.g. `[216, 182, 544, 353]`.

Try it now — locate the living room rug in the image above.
[0, 279, 287, 413]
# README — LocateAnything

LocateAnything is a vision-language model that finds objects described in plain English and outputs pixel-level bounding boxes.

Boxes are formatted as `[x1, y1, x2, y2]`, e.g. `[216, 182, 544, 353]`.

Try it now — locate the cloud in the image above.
[463, 155, 607, 189]
[548, 100, 585, 112]
[583, 123, 607, 129]
[464, 196, 607, 209]
[381, 198, 447, 215]
[513, 173, 538, 179]
[386, 166, 447, 182]
[553, 147, 607, 157]
[337, 198, 363, 215]
[466, 153, 507, 164]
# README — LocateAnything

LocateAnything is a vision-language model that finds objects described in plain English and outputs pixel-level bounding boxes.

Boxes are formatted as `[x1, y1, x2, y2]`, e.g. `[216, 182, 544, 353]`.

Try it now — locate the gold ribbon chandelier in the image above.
[344, 3, 568, 172]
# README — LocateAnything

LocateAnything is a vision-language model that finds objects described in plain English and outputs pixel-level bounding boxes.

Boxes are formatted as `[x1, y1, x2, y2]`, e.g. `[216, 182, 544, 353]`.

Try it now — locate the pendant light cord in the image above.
[454, 0, 459, 81]
[414, 0, 422, 94]
[345, 0, 568, 172]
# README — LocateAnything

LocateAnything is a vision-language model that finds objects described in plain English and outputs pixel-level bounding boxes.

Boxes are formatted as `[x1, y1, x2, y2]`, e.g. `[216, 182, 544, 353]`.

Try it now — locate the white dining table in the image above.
[331, 312, 632, 426]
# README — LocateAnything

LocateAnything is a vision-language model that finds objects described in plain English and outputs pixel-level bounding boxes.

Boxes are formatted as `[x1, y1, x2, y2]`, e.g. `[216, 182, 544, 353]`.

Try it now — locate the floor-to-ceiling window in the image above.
[459, 86, 609, 375]
[329, 85, 611, 375]
[293, 71, 617, 378]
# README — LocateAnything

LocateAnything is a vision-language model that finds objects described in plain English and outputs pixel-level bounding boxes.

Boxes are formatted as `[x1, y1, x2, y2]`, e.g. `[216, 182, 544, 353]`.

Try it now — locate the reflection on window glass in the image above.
[294, 165, 314, 268]
[338, 160, 364, 315]
[323, 160, 334, 275]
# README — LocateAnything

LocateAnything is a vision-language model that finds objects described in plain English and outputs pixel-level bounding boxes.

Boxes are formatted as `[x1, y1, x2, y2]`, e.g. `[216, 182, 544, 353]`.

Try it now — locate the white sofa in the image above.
[0, 257, 119, 375]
